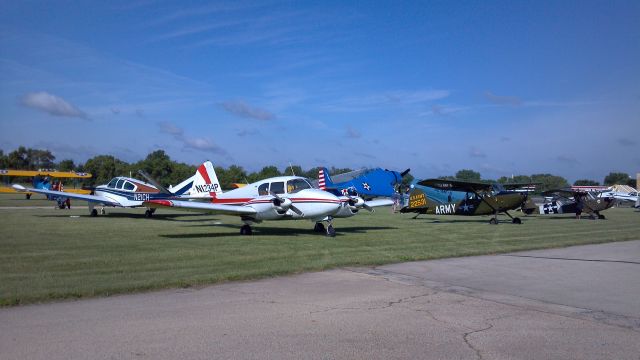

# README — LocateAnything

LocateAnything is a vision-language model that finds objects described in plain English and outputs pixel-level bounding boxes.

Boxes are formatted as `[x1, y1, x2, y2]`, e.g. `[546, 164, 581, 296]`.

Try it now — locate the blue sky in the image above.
[1, 0, 638, 182]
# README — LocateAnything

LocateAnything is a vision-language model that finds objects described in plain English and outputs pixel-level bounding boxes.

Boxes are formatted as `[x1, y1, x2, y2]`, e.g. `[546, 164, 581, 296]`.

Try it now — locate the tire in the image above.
[512, 217, 521, 224]
[240, 225, 252, 235]
[489, 218, 498, 225]
[90, 209, 98, 217]
[598, 214, 606, 220]
[145, 210, 153, 218]
[326, 225, 336, 237]
[314, 223, 326, 233]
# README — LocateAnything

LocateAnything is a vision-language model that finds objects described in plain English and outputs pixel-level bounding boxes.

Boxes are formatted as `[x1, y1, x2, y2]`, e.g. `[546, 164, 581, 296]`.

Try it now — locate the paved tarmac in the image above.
[1, 241, 639, 360]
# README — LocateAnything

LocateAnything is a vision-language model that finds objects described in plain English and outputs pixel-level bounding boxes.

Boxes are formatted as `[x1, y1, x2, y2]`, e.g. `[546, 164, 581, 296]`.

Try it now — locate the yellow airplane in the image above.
[0, 169, 92, 199]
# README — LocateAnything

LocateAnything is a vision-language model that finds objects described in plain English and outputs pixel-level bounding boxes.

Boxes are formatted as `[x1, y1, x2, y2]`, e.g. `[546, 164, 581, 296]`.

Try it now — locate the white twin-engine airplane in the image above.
[144, 167, 393, 237]
[12, 161, 218, 217]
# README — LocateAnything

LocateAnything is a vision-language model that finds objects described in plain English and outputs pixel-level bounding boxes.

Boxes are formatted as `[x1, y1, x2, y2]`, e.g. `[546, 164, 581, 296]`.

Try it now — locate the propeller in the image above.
[400, 168, 411, 177]
[270, 192, 304, 216]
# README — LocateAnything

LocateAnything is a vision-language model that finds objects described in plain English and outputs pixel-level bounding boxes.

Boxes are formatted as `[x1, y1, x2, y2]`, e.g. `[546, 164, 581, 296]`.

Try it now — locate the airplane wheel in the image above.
[145, 210, 153, 218]
[25, 194, 31, 200]
[240, 225, 252, 235]
[512, 217, 521, 224]
[90, 209, 98, 217]
[325, 225, 336, 237]
[314, 223, 326, 233]
[489, 218, 498, 225]
[598, 214, 606, 220]
[100, 208, 106, 215]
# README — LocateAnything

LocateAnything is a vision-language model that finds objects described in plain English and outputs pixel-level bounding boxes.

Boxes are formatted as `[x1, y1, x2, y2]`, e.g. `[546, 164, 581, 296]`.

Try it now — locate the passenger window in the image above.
[287, 179, 311, 193]
[116, 179, 125, 189]
[258, 183, 269, 196]
[107, 178, 118, 188]
[124, 182, 135, 191]
[270, 182, 284, 194]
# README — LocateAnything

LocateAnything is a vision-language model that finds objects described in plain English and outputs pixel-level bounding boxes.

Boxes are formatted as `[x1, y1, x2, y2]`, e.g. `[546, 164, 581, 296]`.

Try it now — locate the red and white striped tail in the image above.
[318, 168, 326, 190]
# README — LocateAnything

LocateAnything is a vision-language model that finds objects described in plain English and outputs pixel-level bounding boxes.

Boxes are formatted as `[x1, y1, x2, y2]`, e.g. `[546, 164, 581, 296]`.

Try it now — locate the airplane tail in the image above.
[187, 161, 222, 197]
[318, 167, 333, 190]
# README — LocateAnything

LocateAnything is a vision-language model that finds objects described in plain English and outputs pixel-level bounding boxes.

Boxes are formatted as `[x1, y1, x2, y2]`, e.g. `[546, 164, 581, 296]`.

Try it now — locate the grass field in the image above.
[1, 194, 638, 306]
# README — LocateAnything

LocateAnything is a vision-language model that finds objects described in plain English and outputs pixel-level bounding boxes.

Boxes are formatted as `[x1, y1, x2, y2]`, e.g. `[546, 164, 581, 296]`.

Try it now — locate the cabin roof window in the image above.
[116, 179, 125, 189]
[107, 178, 118, 188]
[124, 181, 136, 191]
[270, 181, 285, 195]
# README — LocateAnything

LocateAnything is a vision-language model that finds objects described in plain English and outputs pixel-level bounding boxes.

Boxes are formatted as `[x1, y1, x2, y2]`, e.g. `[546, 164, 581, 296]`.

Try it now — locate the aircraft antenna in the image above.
[289, 162, 296, 176]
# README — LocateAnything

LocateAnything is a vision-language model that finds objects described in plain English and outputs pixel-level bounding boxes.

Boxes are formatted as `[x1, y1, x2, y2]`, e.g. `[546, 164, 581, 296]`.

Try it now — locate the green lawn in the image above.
[1, 194, 638, 306]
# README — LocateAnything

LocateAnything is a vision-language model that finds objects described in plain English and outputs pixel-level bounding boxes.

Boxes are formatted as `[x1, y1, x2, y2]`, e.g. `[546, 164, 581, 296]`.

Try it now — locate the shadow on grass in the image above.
[160, 225, 397, 239]
[409, 217, 528, 224]
[34, 212, 214, 221]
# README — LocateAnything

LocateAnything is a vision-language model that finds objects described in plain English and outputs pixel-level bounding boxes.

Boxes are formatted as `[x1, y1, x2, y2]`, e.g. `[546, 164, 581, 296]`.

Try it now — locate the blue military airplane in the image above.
[317, 167, 410, 199]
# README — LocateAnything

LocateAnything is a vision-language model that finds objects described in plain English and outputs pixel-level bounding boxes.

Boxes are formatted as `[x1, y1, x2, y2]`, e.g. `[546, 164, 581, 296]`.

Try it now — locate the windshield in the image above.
[107, 178, 118, 188]
[286, 178, 312, 193]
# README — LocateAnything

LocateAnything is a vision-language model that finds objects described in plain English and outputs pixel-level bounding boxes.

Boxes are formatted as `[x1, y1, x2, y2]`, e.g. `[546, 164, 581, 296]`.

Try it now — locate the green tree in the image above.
[603, 172, 630, 186]
[530, 174, 569, 192]
[455, 169, 481, 182]
[83, 155, 130, 186]
[0, 150, 7, 168]
[7, 146, 29, 169]
[217, 165, 247, 190]
[573, 179, 600, 186]
[133, 150, 173, 185]
[58, 159, 76, 172]
[497, 175, 533, 184]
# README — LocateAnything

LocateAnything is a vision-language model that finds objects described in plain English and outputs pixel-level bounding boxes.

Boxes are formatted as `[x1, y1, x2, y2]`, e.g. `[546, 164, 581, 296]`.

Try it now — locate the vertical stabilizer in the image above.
[188, 161, 222, 197]
[318, 167, 333, 190]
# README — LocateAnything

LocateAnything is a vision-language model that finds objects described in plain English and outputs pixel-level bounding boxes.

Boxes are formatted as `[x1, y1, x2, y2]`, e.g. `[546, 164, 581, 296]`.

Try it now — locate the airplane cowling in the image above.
[272, 197, 293, 212]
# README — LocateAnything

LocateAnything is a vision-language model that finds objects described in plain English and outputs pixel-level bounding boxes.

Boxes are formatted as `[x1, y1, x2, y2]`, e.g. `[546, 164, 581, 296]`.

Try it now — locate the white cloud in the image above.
[158, 121, 225, 153]
[220, 100, 275, 121]
[20, 91, 88, 119]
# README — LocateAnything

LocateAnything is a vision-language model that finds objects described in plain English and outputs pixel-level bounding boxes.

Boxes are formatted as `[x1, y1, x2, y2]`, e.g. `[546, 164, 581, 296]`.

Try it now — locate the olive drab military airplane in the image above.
[12, 161, 218, 217]
[400, 179, 530, 224]
[539, 189, 615, 219]
[143, 165, 393, 236]
[317, 167, 410, 198]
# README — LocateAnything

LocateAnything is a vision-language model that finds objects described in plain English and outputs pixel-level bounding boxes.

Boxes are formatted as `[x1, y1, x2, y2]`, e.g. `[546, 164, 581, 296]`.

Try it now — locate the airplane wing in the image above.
[364, 199, 394, 207]
[144, 199, 257, 216]
[417, 179, 493, 192]
[542, 188, 582, 197]
[501, 182, 540, 190]
[12, 184, 121, 206]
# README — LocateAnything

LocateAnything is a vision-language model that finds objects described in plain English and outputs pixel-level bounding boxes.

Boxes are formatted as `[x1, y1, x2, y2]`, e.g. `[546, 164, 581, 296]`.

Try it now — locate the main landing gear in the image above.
[145, 208, 156, 218]
[489, 211, 521, 225]
[314, 217, 336, 237]
[240, 224, 253, 235]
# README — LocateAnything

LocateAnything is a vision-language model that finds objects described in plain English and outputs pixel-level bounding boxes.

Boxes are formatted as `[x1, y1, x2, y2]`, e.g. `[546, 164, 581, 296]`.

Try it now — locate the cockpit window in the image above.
[258, 183, 269, 196]
[107, 178, 118, 188]
[287, 178, 312, 193]
[116, 179, 125, 189]
[123, 181, 135, 191]
[270, 182, 285, 195]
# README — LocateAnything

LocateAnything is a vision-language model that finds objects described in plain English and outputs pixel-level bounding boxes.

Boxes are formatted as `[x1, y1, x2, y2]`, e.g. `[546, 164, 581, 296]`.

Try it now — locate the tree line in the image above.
[0, 147, 636, 192]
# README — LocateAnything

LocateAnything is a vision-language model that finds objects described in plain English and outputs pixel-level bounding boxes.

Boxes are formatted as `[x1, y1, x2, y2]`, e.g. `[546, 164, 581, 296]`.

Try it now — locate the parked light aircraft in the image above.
[1, 169, 92, 199]
[12, 161, 217, 217]
[317, 167, 410, 198]
[144, 167, 392, 236]
[540, 189, 615, 219]
[400, 179, 530, 224]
